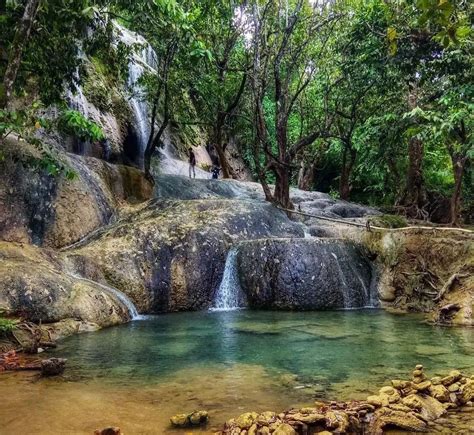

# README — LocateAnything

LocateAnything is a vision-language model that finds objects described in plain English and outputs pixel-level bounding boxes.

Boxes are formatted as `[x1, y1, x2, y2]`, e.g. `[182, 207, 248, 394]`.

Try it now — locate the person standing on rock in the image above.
[189, 147, 196, 179]
[211, 165, 220, 180]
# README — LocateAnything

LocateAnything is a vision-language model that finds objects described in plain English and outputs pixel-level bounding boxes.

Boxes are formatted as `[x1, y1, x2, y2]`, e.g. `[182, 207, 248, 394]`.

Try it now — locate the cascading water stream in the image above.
[69, 273, 142, 320]
[211, 248, 247, 311]
[115, 23, 158, 159]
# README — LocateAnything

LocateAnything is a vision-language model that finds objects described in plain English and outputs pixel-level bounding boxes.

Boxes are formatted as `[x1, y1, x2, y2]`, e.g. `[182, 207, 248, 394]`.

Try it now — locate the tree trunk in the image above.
[449, 153, 466, 226]
[144, 84, 169, 183]
[400, 136, 426, 216]
[0, 0, 41, 109]
[339, 145, 356, 200]
[273, 164, 292, 210]
[297, 160, 314, 191]
[213, 120, 233, 179]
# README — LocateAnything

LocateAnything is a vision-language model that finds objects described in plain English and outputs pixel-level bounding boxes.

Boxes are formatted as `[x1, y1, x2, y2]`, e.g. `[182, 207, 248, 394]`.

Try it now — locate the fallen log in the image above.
[0, 350, 66, 375]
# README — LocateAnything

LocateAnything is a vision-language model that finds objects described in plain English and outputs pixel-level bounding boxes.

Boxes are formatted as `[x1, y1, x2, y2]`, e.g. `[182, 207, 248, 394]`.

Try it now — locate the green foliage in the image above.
[0, 104, 78, 179]
[58, 109, 105, 142]
[0, 317, 16, 335]
[2, 0, 472, 220]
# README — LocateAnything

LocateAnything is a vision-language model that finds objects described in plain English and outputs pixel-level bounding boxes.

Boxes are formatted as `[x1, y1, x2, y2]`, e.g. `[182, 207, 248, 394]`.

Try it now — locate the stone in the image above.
[248, 424, 257, 435]
[413, 380, 431, 391]
[402, 394, 446, 421]
[441, 370, 462, 386]
[367, 395, 387, 407]
[460, 380, 474, 404]
[235, 412, 259, 430]
[429, 384, 450, 402]
[289, 412, 325, 424]
[352, 403, 375, 413]
[41, 358, 67, 376]
[415, 365, 424, 370]
[272, 423, 296, 435]
[170, 414, 189, 427]
[448, 382, 461, 392]
[391, 380, 411, 389]
[379, 389, 401, 404]
[257, 427, 270, 435]
[188, 410, 209, 425]
[256, 411, 277, 425]
[94, 428, 121, 435]
[413, 370, 423, 378]
[431, 377, 442, 385]
[412, 376, 425, 385]
[379, 386, 396, 395]
[325, 411, 350, 432]
[387, 404, 412, 412]
[370, 408, 427, 434]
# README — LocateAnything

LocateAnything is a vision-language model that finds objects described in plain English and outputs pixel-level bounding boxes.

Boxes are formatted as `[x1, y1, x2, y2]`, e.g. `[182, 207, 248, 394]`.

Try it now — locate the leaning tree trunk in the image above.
[449, 153, 467, 226]
[1, 0, 41, 109]
[339, 146, 356, 200]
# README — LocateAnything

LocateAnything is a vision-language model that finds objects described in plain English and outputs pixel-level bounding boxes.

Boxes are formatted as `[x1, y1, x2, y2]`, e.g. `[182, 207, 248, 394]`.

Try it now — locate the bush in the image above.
[0, 317, 16, 336]
[58, 109, 105, 142]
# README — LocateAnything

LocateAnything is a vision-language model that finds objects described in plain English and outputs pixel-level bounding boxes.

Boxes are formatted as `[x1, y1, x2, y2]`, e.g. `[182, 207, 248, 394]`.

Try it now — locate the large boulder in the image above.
[64, 199, 304, 312]
[0, 242, 130, 327]
[237, 238, 377, 309]
[0, 140, 151, 249]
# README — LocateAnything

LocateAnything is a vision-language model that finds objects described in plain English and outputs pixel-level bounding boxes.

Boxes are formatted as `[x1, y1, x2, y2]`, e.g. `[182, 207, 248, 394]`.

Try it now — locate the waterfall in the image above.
[212, 248, 247, 311]
[66, 47, 90, 117]
[115, 23, 158, 158]
[69, 273, 141, 320]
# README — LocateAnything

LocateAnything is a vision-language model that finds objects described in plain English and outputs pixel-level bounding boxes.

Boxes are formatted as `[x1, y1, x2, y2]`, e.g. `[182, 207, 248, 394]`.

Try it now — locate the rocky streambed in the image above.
[217, 366, 474, 435]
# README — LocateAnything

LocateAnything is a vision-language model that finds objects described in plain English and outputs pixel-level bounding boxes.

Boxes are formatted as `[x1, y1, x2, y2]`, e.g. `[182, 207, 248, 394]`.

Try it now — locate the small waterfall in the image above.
[69, 273, 141, 320]
[212, 248, 247, 311]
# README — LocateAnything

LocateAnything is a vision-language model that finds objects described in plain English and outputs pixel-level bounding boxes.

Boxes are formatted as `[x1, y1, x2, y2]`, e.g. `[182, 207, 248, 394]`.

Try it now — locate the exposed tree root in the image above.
[434, 273, 469, 302]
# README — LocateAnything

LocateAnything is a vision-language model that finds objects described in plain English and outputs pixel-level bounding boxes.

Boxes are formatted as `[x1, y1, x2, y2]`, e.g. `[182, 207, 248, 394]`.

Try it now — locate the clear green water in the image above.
[2, 310, 473, 434]
[52, 310, 473, 397]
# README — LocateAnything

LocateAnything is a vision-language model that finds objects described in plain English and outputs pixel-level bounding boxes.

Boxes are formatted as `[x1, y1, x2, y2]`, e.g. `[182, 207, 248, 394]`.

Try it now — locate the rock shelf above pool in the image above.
[218, 366, 474, 434]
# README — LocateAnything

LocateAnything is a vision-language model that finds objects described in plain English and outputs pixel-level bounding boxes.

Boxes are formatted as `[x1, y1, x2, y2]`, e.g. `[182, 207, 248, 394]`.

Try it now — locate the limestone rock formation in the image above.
[0, 242, 130, 329]
[237, 238, 377, 309]
[64, 199, 303, 312]
[0, 140, 152, 249]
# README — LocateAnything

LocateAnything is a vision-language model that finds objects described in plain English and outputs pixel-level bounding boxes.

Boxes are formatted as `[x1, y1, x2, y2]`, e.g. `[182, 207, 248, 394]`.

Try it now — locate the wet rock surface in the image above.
[64, 199, 303, 313]
[218, 366, 474, 435]
[0, 242, 130, 328]
[238, 239, 377, 309]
